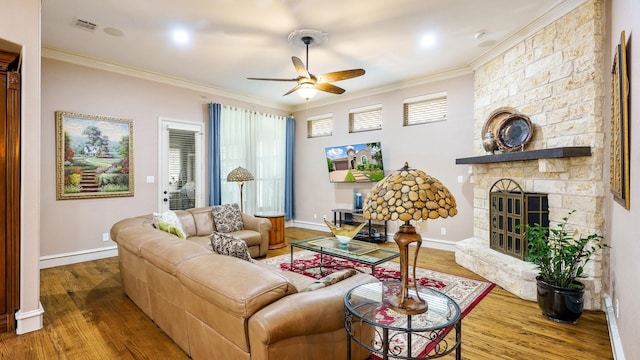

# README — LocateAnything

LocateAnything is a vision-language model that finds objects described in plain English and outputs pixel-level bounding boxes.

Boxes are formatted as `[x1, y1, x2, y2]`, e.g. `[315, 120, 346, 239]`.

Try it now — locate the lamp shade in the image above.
[226, 166, 254, 183]
[363, 162, 457, 222]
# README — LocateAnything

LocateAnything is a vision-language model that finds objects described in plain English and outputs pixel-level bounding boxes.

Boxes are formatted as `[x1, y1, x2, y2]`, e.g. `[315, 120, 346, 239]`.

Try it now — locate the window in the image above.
[403, 92, 447, 126]
[349, 105, 382, 133]
[220, 106, 286, 214]
[307, 113, 333, 138]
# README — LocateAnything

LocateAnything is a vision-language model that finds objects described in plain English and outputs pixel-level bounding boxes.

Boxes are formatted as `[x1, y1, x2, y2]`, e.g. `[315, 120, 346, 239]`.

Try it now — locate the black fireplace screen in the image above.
[489, 179, 548, 260]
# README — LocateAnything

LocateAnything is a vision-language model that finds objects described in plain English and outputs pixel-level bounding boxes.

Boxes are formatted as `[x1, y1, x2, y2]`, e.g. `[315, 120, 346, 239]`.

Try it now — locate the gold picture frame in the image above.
[610, 31, 630, 209]
[55, 111, 134, 200]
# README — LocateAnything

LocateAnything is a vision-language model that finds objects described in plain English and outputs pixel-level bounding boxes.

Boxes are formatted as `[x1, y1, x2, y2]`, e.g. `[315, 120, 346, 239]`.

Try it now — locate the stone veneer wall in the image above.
[456, 0, 606, 310]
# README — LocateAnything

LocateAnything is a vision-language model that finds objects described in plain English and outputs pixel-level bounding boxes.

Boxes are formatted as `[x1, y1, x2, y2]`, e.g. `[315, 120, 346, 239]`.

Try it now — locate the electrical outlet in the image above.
[323, 215, 327, 221]
[457, 175, 464, 183]
[314, 213, 317, 219]
[440, 227, 447, 235]
[102, 233, 110, 242]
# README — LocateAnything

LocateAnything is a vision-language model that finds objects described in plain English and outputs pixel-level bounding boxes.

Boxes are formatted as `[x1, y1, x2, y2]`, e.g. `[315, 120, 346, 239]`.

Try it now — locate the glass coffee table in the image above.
[290, 236, 399, 278]
[345, 282, 462, 359]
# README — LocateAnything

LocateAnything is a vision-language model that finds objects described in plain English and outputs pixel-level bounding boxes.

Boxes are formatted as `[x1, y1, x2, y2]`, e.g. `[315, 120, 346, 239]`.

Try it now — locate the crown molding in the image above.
[470, 0, 587, 70]
[41, 46, 292, 111]
[290, 65, 473, 112]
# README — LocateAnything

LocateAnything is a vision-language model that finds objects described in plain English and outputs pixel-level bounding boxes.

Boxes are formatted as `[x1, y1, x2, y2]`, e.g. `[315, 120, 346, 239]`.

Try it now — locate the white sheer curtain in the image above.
[219, 105, 286, 214]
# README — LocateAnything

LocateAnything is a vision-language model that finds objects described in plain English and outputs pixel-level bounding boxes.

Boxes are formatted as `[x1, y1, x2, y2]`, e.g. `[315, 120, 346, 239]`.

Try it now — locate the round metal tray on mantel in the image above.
[495, 113, 533, 152]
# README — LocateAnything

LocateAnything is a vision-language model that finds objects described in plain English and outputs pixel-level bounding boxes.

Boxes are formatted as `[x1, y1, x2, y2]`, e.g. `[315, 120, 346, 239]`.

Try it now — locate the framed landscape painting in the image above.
[55, 111, 134, 200]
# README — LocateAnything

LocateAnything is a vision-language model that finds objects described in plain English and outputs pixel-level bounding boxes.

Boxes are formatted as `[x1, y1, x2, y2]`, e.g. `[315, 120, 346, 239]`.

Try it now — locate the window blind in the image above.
[307, 113, 333, 138]
[403, 92, 447, 126]
[349, 105, 382, 133]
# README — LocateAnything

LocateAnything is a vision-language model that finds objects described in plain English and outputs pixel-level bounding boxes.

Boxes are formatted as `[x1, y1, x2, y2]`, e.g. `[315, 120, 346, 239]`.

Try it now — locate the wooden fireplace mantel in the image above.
[455, 146, 591, 165]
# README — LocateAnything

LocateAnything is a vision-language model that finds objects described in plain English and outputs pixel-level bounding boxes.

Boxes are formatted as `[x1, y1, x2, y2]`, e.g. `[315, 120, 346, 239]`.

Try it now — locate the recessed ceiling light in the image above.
[474, 31, 487, 40]
[172, 29, 190, 45]
[420, 33, 437, 48]
[104, 27, 124, 37]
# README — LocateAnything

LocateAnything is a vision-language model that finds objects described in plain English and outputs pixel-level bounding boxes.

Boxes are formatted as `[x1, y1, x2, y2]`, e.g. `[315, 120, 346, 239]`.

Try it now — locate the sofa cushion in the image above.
[187, 207, 216, 235]
[178, 255, 296, 318]
[211, 203, 244, 233]
[210, 232, 253, 262]
[298, 269, 358, 292]
[153, 210, 187, 239]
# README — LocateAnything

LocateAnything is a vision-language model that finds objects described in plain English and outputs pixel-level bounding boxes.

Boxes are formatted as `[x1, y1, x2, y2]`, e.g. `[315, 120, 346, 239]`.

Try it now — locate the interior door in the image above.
[158, 118, 203, 211]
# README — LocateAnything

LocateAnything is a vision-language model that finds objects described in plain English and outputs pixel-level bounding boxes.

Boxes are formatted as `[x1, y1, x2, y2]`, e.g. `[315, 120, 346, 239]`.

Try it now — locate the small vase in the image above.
[482, 131, 498, 154]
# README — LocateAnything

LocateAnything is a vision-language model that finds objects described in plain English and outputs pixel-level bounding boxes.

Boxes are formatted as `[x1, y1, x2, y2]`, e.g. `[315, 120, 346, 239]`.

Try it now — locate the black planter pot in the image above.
[535, 276, 585, 324]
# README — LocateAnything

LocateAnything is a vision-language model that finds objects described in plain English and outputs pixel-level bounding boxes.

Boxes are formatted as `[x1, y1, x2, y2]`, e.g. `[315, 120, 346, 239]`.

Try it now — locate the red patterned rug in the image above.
[261, 250, 495, 358]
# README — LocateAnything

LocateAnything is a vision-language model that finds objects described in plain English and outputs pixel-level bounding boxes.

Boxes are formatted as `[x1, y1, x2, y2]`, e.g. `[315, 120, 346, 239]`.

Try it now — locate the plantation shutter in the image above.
[168, 128, 197, 210]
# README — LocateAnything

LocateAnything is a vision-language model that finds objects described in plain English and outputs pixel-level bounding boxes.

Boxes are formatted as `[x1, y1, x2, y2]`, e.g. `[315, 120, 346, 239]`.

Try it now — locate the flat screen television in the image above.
[325, 142, 384, 183]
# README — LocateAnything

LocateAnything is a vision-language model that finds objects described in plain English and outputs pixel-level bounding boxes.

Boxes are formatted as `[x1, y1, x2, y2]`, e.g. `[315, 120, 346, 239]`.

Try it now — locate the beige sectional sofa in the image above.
[110, 206, 377, 360]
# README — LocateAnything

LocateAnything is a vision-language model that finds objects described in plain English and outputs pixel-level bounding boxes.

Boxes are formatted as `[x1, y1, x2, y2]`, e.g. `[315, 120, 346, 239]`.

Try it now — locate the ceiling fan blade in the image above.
[318, 69, 366, 83]
[292, 56, 310, 78]
[315, 82, 345, 94]
[283, 83, 303, 96]
[247, 77, 298, 81]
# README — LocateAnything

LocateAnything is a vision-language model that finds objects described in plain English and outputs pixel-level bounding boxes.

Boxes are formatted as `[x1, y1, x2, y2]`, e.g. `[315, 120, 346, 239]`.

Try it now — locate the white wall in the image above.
[608, 0, 639, 357]
[0, 0, 42, 334]
[40, 58, 288, 262]
[292, 74, 475, 247]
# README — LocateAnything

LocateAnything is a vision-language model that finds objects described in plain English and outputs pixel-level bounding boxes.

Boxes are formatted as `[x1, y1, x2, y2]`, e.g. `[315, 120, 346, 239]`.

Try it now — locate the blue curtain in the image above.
[284, 116, 295, 220]
[208, 103, 222, 206]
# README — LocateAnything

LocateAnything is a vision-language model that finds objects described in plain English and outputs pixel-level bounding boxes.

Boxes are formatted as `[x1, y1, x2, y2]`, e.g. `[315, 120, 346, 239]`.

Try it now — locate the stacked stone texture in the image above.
[464, 0, 606, 310]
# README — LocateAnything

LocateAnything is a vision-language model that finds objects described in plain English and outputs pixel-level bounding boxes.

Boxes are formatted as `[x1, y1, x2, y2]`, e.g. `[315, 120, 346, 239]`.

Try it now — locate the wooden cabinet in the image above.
[255, 212, 286, 250]
[0, 50, 20, 334]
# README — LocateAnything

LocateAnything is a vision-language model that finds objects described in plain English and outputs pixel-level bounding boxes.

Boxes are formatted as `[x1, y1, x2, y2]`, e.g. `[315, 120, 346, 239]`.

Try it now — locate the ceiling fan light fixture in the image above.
[297, 84, 317, 100]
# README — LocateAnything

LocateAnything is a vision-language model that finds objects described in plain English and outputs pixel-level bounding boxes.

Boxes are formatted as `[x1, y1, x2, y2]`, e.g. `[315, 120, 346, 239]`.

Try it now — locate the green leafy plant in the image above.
[523, 210, 608, 289]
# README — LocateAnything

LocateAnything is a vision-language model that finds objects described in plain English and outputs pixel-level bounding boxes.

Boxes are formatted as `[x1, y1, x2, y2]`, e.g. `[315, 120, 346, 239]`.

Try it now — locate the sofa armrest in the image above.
[248, 273, 378, 344]
[242, 213, 271, 255]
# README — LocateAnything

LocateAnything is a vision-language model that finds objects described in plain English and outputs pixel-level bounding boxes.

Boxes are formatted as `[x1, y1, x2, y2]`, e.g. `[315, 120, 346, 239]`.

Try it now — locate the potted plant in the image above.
[522, 210, 608, 323]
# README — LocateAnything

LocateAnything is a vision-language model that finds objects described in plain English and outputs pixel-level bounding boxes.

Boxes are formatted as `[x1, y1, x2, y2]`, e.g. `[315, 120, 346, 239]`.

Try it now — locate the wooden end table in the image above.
[255, 212, 286, 250]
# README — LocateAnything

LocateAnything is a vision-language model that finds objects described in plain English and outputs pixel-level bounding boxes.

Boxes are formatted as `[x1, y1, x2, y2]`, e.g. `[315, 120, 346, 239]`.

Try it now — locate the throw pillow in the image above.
[157, 221, 186, 238]
[153, 210, 187, 239]
[298, 269, 358, 292]
[211, 203, 244, 233]
[210, 232, 253, 262]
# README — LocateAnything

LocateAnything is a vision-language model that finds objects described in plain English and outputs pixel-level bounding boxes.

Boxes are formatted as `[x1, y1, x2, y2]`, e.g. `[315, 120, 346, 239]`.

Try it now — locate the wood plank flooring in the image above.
[0, 227, 613, 359]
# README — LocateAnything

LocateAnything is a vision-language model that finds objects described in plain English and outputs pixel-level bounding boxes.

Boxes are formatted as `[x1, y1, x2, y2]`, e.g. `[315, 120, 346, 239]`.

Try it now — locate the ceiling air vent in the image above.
[73, 18, 98, 32]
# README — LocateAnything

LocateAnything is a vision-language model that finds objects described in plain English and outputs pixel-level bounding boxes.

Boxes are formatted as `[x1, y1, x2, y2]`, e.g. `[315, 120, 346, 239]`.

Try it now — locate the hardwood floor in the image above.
[0, 227, 613, 359]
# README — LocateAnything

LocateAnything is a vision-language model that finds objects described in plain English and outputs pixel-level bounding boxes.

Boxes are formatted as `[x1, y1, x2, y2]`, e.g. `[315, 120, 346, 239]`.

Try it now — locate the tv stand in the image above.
[331, 208, 387, 244]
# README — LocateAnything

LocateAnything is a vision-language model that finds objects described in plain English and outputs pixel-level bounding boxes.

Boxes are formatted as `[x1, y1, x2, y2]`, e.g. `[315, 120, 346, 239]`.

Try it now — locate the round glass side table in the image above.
[344, 281, 461, 360]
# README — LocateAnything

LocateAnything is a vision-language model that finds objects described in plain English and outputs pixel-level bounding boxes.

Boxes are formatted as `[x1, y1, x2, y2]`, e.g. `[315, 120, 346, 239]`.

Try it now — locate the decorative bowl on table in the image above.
[324, 220, 366, 247]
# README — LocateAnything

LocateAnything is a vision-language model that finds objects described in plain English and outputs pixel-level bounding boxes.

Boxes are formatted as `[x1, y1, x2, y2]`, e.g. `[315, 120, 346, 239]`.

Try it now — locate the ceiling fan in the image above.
[247, 34, 365, 99]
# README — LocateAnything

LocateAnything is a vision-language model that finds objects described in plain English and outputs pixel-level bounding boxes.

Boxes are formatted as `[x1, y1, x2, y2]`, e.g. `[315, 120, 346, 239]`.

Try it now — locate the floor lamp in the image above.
[226, 166, 254, 212]
[362, 162, 457, 315]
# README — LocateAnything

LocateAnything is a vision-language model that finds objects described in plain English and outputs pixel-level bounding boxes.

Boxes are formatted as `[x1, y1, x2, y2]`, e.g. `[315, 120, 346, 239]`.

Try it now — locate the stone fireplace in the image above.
[454, 1, 606, 311]
[488, 178, 548, 261]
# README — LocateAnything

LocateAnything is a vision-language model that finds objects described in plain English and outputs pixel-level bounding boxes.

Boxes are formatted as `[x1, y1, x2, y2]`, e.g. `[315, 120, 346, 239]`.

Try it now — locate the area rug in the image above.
[261, 250, 495, 358]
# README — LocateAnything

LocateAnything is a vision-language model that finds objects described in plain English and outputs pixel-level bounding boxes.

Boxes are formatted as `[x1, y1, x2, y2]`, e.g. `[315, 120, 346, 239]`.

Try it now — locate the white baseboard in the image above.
[291, 219, 330, 232]
[15, 302, 44, 334]
[419, 237, 457, 252]
[291, 220, 456, 251]
[40, 245, 118, 269]
[604, 295, 625, 360]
